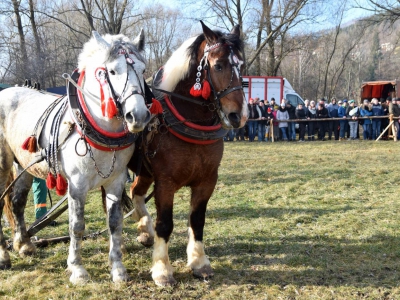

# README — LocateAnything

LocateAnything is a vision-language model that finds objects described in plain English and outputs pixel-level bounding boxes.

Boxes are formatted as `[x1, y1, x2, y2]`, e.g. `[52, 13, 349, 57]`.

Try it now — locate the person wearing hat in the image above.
[276, 102, 289, 141]
[247, 97, 262, 142]
[316, 99, 329, 141]
[371, 98, 384, 140]
[257, 100, 267, 142]
[389, 98, 400, 139]
[265, 106, 274, 141]
[346, 100, 359, 140]
[360, 99, 373, 140]
[327, 98, 340, 140]
[286, 101, 296, 141]
[338, 100, 348, 141]
[306, 100, 317, 141]
[295, 103, 307, 142]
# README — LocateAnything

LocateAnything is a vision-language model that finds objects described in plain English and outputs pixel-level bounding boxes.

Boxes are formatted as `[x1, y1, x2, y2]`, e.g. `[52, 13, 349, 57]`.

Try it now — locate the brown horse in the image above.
[127, 21, 248, 286]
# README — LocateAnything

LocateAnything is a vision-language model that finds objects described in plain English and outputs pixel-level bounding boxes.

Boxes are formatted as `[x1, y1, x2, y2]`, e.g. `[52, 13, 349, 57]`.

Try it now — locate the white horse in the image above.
[0, 31, 151, 284]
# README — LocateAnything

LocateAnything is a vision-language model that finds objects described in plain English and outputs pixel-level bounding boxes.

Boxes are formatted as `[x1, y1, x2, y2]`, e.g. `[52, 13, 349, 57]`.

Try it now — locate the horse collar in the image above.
[68, 70, 138, 151]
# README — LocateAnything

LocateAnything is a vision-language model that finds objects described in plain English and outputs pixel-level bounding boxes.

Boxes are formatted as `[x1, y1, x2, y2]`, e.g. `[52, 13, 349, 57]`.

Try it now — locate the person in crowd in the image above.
[224, 129, 235, 142]
[381, 98, 390, 139]
[265, 106, 274, 141]
[316, 100, 329, 141]
[286, 101, 296, 141]
[371, 98, 384, 140]
[235, 127, 245, 141]
[306, 100, 317, 141]
[295, 103, 307, 142]
[269, 98, 277, 110]
[247, 98, 261, 142]
[359, 99, 373, 140]
[257, 100, 267, 142]
[272, 106, 279, 141]
[346, 100, 359, 140]
[327, 97, 340, 140]
[389, 97, 400, 139]
[338, 99, 348, 141]
[304, 99, 310, 109]
[277, 102, 289, 141]
[396, 98, 400, 139]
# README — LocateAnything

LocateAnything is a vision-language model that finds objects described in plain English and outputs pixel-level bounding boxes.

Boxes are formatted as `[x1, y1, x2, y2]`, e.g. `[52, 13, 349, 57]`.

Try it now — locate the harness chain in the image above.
[46, 99, 69, 176]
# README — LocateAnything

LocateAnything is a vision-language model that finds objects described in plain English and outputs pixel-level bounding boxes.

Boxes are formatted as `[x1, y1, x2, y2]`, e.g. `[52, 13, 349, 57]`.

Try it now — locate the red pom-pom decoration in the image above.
[27, 136, 37, 153]
[190, 85, 203, 97]
[46, 173, 56, 189]
[56, 174, 68, 193]
[201, 80, 211, 99]
[105, 97, 118, 119]
[21, 137, 31, 150]
[149, 98, 163, 114]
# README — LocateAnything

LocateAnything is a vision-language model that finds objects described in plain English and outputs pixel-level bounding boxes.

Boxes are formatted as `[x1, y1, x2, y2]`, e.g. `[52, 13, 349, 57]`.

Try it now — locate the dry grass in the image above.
[1, 140, 400, 299]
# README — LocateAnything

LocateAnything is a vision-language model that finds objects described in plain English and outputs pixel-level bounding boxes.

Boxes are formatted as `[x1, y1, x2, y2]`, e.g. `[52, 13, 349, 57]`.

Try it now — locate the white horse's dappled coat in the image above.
[0, 31, 150, 284]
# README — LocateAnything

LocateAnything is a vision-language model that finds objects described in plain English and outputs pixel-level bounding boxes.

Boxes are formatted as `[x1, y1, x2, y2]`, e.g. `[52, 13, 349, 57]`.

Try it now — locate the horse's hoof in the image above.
[192, 264, 214, 280]
[153, 275, 177, 287]
[18, 243, 36, 257]
[137, 233, 154, 248]
[69, 266, 90, 285]
[111, 263, 129, 283]
[0, 252, 11, 270]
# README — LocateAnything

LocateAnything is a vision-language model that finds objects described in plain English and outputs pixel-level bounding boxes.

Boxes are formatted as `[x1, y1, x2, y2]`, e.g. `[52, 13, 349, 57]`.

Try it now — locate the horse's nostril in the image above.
[228, 113, 241, 127]
[125, 112, 134, 123]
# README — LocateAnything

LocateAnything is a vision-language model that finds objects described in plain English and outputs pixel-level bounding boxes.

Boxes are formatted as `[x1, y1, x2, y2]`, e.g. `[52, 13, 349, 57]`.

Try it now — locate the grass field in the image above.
[1, 140, 400, 299]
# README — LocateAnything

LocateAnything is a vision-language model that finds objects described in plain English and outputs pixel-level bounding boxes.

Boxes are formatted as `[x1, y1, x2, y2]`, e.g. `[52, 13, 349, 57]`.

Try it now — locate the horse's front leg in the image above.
[67, 188, 89, 285]
[104, 180, 129, 283]
[130, 174, 155, 247]
[187, 182, 216, 280]
[151, 180, 176, 286]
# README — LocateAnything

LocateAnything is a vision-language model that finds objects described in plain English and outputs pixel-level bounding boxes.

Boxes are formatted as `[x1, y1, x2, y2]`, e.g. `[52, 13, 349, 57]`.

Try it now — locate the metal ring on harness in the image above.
[158, 123, 168, 135]
[75, 136, 88, 157]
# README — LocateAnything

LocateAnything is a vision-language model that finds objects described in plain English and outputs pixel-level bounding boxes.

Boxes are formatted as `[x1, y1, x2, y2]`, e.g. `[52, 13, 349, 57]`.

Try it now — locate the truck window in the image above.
[286, 94, 304, 107]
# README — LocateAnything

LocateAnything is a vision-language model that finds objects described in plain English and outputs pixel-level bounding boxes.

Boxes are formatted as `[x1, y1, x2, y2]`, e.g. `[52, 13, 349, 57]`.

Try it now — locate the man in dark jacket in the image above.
[327, 98, 339, 140]
[247, 98, 261, 142]
[316, 100, 329, 140]
[295, 103, 307, 142]
[286, 101, 296, 141]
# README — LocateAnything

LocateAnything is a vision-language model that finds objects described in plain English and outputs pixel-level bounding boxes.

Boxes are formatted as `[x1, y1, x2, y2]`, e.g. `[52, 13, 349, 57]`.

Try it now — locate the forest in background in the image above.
[0, 0, 399, 101]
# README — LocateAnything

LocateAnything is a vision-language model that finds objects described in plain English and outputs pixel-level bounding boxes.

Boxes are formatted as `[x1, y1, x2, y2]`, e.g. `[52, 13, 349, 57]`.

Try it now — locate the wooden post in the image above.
[376, 120, 394, 141]
[270, 119, 274, 142]
[391, 115, 398, 141]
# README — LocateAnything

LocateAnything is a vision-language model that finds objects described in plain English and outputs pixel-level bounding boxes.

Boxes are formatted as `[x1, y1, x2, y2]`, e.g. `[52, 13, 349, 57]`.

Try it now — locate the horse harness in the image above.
[140, 41, 244, 157]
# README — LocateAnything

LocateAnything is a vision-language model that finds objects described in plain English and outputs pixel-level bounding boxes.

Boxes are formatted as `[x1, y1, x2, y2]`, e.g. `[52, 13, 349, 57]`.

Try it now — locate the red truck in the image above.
[360, 80, 400, 100]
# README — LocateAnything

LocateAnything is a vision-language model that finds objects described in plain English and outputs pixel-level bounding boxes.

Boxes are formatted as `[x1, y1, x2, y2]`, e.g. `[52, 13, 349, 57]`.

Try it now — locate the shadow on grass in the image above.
[201, 233, 400, 288]
[205, 205, 355, 220]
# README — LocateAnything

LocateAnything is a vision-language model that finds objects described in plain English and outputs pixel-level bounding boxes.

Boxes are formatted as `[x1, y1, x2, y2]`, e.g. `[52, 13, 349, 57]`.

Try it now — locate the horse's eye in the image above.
[214, 64, 222, 72]
[109, 70, 116, 75]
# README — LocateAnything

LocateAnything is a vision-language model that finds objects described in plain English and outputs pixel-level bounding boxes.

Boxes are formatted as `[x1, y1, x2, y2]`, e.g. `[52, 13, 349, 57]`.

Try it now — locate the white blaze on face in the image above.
[229, 54, 244, 79]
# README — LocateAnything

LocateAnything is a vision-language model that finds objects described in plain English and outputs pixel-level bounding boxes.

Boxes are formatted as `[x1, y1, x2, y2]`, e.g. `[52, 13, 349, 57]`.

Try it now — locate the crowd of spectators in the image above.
[224, 96, 399, 142]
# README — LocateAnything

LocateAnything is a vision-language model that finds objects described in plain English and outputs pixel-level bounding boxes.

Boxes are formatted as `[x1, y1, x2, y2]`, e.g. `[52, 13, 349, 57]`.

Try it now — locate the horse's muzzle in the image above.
[125, 109, 151, 132]
[228, 112, 241, 128]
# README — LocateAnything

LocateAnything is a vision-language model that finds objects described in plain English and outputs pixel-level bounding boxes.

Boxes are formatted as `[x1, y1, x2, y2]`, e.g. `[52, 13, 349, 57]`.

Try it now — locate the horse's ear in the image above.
[200, 21, 218, 44]
[133, 29, 145, 52]
[92, 31, 110, 50]
[231, 25, 240, 37]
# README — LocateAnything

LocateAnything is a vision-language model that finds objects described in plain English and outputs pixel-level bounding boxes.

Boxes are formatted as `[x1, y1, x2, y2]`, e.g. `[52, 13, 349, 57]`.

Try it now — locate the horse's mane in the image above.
[78, 34, 145, 72]
[159, 30, 243, 92]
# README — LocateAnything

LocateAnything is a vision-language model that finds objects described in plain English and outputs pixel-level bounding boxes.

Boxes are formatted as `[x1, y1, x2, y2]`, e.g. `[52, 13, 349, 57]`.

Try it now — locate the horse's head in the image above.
[78, 31, 151, 133]
[195, 22, 248, 129]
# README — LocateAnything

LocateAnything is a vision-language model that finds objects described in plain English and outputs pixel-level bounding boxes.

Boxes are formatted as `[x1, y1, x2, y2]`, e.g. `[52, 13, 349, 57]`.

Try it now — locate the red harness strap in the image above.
[164, 95, 221, 131]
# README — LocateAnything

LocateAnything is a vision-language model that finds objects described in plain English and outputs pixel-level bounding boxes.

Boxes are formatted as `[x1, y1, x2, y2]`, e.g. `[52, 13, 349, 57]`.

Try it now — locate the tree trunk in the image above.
[12, 0, 29, 80]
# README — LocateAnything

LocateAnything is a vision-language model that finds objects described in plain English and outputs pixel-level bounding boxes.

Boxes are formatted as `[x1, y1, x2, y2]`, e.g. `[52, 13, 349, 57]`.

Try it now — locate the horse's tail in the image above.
[3, 171, 16, 231]
[101, 186, 133, 214]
